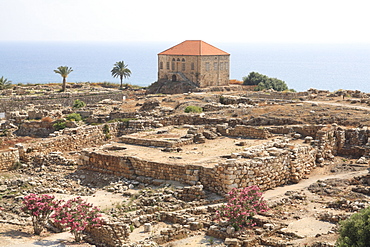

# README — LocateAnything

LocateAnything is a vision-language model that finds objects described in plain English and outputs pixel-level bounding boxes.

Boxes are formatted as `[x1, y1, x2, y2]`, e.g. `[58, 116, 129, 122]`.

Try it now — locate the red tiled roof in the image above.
[158, 40, 229, 56]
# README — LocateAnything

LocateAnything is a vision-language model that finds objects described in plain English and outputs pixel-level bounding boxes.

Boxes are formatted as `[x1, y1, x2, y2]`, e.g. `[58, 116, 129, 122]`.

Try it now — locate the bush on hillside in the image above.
[242, 72, 289, 91]
[336, 206, 370, 247]
[184, 105, 203, 113]
[73, 99, 86, 108]
[66, 113, 82, 122]
[53, 121, 66, 130]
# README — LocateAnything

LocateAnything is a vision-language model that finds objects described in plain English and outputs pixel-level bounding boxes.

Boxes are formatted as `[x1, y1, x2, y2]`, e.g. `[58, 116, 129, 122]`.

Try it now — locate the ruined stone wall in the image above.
[78, 140, 317, 194]
[0, 148, 19, 171]
[211, 142, 317, 192]
[120, 136, 193, 148]
[309, 125, 370, 158]
[267, 125, 326, 138]
[0, 91, 125, 112]
[18, 122, 128, 161]
[227, 125, 272, 139]
[16, 121, 54, 137]
[84, 222, 130, 247]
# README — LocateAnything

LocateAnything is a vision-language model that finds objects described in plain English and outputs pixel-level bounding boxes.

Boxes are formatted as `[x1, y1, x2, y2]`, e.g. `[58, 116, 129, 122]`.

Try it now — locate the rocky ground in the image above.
[0, 152, 369, 246]
[2, 86, 370, 246]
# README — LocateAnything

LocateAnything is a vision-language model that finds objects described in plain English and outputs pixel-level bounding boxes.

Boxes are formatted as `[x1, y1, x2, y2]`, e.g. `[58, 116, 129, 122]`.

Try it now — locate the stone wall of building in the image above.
[157, 54, 229, 88]
[199, 55, 229, 87]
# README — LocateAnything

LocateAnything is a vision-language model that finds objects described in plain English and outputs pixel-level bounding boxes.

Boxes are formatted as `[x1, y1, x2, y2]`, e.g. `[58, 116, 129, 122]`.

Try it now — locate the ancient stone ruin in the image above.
[1, 85, 370, 246]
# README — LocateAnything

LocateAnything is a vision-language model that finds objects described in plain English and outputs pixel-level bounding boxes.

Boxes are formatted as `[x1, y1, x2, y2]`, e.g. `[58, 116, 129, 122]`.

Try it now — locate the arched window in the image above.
[166, 62, 170, 70]
[182, 58, 186, 71]
[177, 58, 180, 61]
[191, 63, 195, 70]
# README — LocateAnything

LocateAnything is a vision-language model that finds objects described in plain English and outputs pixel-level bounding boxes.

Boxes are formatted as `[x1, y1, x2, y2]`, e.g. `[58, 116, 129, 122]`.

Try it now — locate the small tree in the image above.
[216, 186, 269, 230]
[0, 76, 12, 90]
[337, 206, 370, 247]
[111, 61, 131, 88]
[22, 194, 61, 235]
[52, 197, 104, 242]
[54, 66, 73, 92]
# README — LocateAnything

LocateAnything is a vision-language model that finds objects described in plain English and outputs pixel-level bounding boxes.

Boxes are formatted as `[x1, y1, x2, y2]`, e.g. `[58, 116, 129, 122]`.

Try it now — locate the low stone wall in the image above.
[227, 125, 272, 139]
[120, 136, 193, 148]
[0, 148, 19, 171]
[16, 121, 54, 137]
[84, 222, 130, 247]
[0, 91, 125, 112]
[18, 122, 128, 162]
[79, 139, 317, 194]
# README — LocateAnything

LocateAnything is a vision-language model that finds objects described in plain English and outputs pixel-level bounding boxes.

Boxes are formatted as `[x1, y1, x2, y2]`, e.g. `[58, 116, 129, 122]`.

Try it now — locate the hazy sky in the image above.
[1, 0, 369, 44]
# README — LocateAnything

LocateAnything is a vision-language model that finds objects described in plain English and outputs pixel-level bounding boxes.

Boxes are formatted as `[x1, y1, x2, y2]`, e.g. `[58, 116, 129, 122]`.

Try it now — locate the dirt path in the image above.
[304, 100, 370, 111]
[263, 169, 369, 201]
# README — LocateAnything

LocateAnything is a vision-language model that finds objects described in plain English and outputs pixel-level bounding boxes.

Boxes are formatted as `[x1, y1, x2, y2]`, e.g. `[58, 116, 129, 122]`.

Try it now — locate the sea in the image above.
[1, 41, 370, 93]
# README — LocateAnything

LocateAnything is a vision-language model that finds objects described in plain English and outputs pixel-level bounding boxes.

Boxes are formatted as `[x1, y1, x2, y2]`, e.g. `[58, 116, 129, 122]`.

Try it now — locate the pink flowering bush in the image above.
[22, 193, 61, 235]
[52, 197, 104, 242]
[216, 186, 269, 230]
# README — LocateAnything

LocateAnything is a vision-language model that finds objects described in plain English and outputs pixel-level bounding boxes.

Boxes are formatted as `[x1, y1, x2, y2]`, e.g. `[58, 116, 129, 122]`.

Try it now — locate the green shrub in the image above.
[73, 99, 86, 108]
[66, 113, 82, 122]
[184, 105, 203, 113]
[53, 121, 66, 130]
[243, 72, 288, 91]
[103, 124, 111, 139]
[337, 206, 370, 247]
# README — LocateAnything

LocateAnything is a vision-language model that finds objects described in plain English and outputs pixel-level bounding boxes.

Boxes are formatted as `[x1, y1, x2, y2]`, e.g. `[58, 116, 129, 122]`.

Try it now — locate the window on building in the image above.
[159, 62, 163, 69]
[214, 62, 218, 70]
[191, 62, 194, 70]
[225, 62, 229, 70]
[166, 62, 170, 70]
[205, 62, 210, 71]
[182, 62, 185, 71]
[220, 62, 224, 70]
[171, 62, 175, 70]
[182, 58, 185, 62]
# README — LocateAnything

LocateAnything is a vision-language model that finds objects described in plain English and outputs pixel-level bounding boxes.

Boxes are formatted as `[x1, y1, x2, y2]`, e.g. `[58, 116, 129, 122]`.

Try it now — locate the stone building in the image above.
[157, 40, 230, 88]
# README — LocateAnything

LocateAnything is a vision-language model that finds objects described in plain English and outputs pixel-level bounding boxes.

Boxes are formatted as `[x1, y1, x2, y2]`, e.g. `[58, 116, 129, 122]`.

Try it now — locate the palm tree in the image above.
[111, 61, 131, 88]
[0, 76, 12, 90]
[54, 66, 73, 92]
